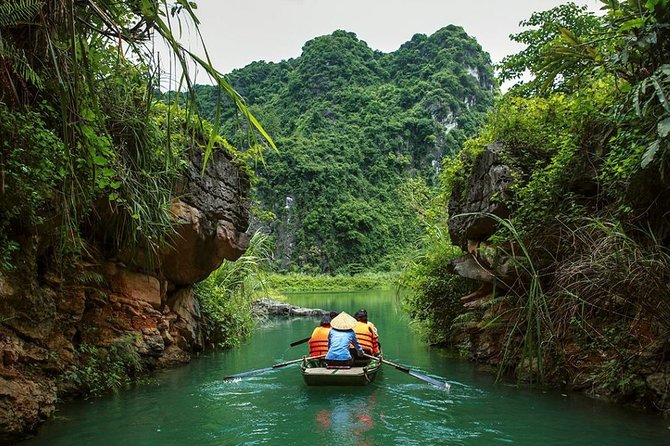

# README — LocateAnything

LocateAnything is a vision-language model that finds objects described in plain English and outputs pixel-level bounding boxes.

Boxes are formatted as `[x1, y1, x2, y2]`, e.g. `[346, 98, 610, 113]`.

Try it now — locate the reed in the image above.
[196, 231, 272, 348]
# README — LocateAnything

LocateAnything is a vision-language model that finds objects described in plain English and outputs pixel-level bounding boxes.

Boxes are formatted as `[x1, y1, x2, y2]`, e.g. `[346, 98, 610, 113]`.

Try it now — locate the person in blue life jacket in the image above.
[325, 312, 364, 368]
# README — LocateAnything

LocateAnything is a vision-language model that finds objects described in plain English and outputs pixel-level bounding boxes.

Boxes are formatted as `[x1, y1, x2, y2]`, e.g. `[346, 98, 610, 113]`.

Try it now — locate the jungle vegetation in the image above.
[0, 0, 270, 275]
[0, 0, 274, 354]
[402, 0, 670, 404]
[187, 27, 496, 274]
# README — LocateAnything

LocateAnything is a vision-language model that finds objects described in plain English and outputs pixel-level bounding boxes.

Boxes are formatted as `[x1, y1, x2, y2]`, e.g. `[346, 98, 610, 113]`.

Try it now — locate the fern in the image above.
[0, 0, 44, 27]
[0, 39, 43, 87]
[74, 270, 106, 286]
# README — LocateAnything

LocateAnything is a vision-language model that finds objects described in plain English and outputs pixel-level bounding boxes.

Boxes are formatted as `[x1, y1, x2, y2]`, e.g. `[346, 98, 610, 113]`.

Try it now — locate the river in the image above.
[23, 290, 669, 445]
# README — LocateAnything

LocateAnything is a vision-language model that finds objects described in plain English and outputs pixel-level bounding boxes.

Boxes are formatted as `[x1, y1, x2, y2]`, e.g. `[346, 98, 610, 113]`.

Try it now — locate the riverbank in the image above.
[252, 298, 329, 319]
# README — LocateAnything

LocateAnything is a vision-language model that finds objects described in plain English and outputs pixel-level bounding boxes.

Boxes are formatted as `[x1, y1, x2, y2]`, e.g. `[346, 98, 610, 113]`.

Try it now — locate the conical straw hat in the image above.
[329, 312, 357, 330]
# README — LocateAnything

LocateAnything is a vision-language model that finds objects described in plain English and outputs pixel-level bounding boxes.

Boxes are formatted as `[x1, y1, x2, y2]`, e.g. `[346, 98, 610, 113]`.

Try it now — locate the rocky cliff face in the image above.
[0, 148, 249, 443]
[447, 143, 517, 309]
[446, 142, 670, 414]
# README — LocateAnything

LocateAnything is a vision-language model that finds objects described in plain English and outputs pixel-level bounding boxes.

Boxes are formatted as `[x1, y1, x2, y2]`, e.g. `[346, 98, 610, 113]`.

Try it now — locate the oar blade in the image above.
[223, 367, 273, 380]
[408, 370, 450, 390]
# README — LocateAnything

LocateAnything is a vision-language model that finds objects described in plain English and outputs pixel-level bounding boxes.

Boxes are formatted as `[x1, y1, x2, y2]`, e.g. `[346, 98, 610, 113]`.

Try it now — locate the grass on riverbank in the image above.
[264, 272, 397, 292]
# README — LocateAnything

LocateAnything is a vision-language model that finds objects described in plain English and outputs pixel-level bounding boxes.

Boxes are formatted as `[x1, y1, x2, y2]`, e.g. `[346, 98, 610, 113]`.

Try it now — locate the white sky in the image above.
[159, 0, 599, 88]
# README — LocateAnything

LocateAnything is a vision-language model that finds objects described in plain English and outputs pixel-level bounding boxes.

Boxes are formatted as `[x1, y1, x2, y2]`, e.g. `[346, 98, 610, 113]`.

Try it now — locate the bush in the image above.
[401, 242, 476, 345]
[195, 232, 271, 348]
[196, 285, 255, 349]
[62, 334, 143, 397]
[0, 104, 68, 270]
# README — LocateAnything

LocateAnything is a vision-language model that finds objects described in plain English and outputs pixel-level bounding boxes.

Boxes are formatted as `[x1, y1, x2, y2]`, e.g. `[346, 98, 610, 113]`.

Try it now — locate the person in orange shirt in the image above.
[353, 309, 380, 356]
[308, 315, 331, 357]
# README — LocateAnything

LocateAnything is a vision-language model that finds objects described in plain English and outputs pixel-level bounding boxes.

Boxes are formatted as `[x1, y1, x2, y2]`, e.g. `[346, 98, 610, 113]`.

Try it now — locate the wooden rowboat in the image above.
[301, 356, 382, 386]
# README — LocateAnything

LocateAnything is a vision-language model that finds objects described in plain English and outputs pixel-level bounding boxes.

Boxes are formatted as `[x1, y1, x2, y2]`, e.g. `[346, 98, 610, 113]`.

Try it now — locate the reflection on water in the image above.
[23, 290, 670, 446]
[315, 393, 377, 446]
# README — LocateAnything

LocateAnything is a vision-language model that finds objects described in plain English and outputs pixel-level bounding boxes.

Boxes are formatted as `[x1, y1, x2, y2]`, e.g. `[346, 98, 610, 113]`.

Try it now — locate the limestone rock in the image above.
[168, 288, 204, 350]
[180, 147, 249, 232]
[156, 345, 191, 368]
[107, 265, 162, 308]
[160, 147, 251, 286]
[646, 372, 670, 408]
[252, 298, 330, 318]
[0, 276, 15, 297]
[448, 142, 514, 250]
[449, 254, 495, 283]
[142, 331, 165, 356]
[56, 289, 86, 320]
[0, 287, 56, 342]
[160, 201, 249, 285]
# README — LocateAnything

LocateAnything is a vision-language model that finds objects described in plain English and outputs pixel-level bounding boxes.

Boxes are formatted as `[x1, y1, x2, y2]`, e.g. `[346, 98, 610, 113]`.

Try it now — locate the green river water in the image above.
[23, 290, 669, 445]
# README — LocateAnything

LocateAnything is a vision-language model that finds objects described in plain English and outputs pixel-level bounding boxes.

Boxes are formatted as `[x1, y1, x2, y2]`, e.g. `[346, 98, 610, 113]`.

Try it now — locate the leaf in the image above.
[641, 140, 660, 168]
[558, 27, 579, 45]
[658, 118, 670, 138]
[620, 17, 646, 32]
[650, 77, 670, 114]
[645, 0, 664, 12]
[93, 155, 108, 166]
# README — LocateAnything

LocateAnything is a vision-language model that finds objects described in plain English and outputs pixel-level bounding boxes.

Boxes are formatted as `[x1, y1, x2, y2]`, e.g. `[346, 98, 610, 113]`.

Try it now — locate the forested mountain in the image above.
[191, 27, 496, 273]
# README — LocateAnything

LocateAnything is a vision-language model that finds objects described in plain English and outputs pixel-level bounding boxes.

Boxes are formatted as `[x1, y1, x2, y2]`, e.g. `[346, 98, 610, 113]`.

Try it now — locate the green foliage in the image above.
[595, 357, 647, 399]
[468, 84, 615, 235]
[0, 0, 44, 27]
[0, 103, 67, 270]
[500, 0, 670, 175]
[195, 232, 272, 348]
[409, 1, 670, 392]
[190, 27, 497, 274]
[62, 334, 143, 398]
[400, 236, 475, 345]
[0, 1, 266, 274]
[500, 2, 604, 95]
[265, 272, 395, 292]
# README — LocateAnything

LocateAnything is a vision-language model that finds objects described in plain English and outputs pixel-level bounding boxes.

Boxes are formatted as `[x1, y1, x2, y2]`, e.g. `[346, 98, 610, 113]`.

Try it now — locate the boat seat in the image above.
[304, 367, 370, 376]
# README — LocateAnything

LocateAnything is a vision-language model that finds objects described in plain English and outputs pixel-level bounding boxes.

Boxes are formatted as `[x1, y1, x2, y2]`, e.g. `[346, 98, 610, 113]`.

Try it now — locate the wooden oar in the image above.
[289, 336, 311, 347]
[363, 353, 449, 390]
[223, 355, 325, 380]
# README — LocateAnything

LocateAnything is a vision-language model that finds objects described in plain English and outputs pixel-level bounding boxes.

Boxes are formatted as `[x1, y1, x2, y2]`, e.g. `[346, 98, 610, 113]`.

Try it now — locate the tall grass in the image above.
[550, 218, 670, 340]
[195, 231, 271, 348]
[456, 213, 553, 383]
[455, 213, 670, 386]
